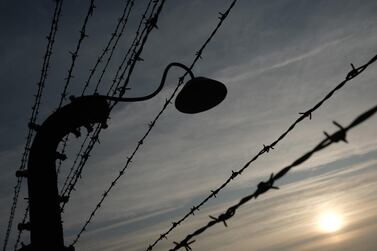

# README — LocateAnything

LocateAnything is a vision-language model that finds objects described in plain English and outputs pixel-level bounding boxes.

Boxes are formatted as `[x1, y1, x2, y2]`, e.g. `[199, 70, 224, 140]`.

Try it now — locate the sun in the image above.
[317, 211, 343, 233]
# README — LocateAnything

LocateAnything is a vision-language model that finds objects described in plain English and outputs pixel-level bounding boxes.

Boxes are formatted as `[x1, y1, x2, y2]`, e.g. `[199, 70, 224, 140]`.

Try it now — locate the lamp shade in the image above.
[175, 77, 227, 114]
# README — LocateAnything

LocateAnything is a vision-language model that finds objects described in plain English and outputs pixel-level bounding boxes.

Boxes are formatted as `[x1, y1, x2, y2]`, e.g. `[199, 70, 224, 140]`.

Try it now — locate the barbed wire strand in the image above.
[57, 0, 135, 180]
[13, 206, 29, 251]
[169, 103, 377, 251]
[60, 0, 156, 195]
[93, 0, 135, 93]
[108, 3, 161, 103]
[69, 1, 167, 246]
[81, 0, 134, 96]
[55, 0, 96, 189]
[59, 0, 158, 205]
[61, 0, 158, 196]
[60, 132, 90, 195]
[106, 0, 156, 97]
[2, 1, 64, 250]
[143, 52, 377, 251]
[62, 0, 239, 249]
[57, 0, 95, 108]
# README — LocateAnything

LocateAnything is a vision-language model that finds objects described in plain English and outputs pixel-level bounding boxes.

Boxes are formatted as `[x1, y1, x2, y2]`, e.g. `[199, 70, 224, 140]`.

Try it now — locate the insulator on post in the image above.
[18, 222, 31, 231]
[16, 170, 29, 178]
[55, 152, 67, 161]
[58, 195, 69, 204]
[65, 245, 75, 251]
[101, 122, 108, 129]
[71, 128, 81, 138]
[28, 122, 41, 131]
[84, 123, 93, 133]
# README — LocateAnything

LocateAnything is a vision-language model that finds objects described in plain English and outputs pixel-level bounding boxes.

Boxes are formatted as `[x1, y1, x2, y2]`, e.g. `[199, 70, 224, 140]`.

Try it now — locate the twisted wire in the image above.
[2, 1, 64, 250]
[13, 206, 29, 251]
[107, 0, 159, 98]
[60, 132, 90, 195]
[144, 52, 377, 251]
[81, 0, 134, 96]
[93, 0, 135, 93]
[169, 103, 377, 251]
[57, 0, 135, 182]
[58, 0, 96, 108]
[70, 0, 166, 246]
[60, 127, 101, 207]
[59, 0, 158, 207]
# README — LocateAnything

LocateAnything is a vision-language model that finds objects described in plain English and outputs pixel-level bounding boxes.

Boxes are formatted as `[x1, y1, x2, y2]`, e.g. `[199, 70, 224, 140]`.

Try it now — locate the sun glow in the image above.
[318, 211, 343, 233]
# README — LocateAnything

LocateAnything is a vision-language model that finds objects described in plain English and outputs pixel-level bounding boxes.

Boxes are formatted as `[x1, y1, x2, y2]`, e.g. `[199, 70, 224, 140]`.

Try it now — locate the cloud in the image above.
[1, 1, 377, 250]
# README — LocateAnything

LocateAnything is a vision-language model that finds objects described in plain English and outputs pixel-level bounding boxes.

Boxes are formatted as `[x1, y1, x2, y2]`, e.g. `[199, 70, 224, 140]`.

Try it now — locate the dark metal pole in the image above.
[22, 96, 110, 250]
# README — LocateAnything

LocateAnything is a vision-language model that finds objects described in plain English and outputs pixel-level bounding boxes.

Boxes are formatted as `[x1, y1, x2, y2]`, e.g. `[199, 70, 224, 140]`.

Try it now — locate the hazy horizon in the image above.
[1, 1, 376, 250]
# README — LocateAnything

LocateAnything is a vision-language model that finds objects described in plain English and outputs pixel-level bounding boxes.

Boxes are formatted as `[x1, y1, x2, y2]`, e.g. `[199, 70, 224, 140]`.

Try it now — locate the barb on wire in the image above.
[64, 0, 239, 249]
[187, 0, 236, 73]
[81, 0, 135, 95]
[13, 206, 29, 251]
[106, 0, 156, 96]
[145, 51, 377, 251]
[58, 0, 135, 186]
[58, 0, 96, 108]
[59, 131, 90, 196]
[93, 0, 135, 93]
[170, 104, 377, 251]
[3, 1, 64, 250]
[60, 127, 100, 208]
[59, 0, 152, 211]
[108, 1, 163, 105]
[67, 1, 166, 246]
[59, 0, 158, 211]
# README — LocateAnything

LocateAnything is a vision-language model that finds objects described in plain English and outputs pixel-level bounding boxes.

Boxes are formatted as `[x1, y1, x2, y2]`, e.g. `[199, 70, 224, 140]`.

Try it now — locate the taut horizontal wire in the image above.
[143, 38, 377, 251]
[170, 103, 377, 251]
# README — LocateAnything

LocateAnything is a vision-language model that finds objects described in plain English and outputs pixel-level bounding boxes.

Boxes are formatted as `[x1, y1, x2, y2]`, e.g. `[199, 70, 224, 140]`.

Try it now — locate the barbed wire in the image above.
[143, 52, 377, 250]
[108, 2, 162, 105]
[93, 0, 135, 93]
[57, 0, 135, 186]
[81, 0, 134, 96]
[59, 0, 158, 207]
[59, 131, 90, 195]
[58, 0, 96, 108]
[61, 0, 239, 249]
[106, 0, 156, 97]
[2, 1, 64, 250]
[60, 127, 101, 207]
[169, 103, 377, 251]
[13, 206, 29, 251]
[69, 0, 166, 246]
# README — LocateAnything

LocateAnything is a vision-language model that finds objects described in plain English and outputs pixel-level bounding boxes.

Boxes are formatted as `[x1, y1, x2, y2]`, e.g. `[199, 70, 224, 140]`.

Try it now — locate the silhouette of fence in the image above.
[58, 0, 140, 200]
[68, 0, 238, 247]
[56, 0, 135, 176]
[169, 103, 377, 251]
[4, 0, 377, 250]
[57, 0, 95, 108]
[142, 52, 377, 251]
[3, 1, 64, 250]
[81, 0, 135, 96]
[11, 0, 143, 248]
[59, 0, 161, 211]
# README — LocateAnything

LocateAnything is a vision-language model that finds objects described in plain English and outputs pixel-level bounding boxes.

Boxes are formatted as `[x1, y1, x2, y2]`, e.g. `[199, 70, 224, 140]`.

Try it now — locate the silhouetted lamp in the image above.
[102, 62, 227, 113]
[20, 62, 227, 251]
[175, 76, 227, 114]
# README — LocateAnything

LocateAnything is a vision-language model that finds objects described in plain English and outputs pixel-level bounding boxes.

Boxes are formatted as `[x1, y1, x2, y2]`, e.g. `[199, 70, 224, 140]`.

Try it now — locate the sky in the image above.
[1, 0, 377, 250]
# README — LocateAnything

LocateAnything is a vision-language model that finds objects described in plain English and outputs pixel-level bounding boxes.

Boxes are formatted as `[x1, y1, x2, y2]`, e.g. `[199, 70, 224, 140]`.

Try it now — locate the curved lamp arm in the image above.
[98, 62, 194, 102]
